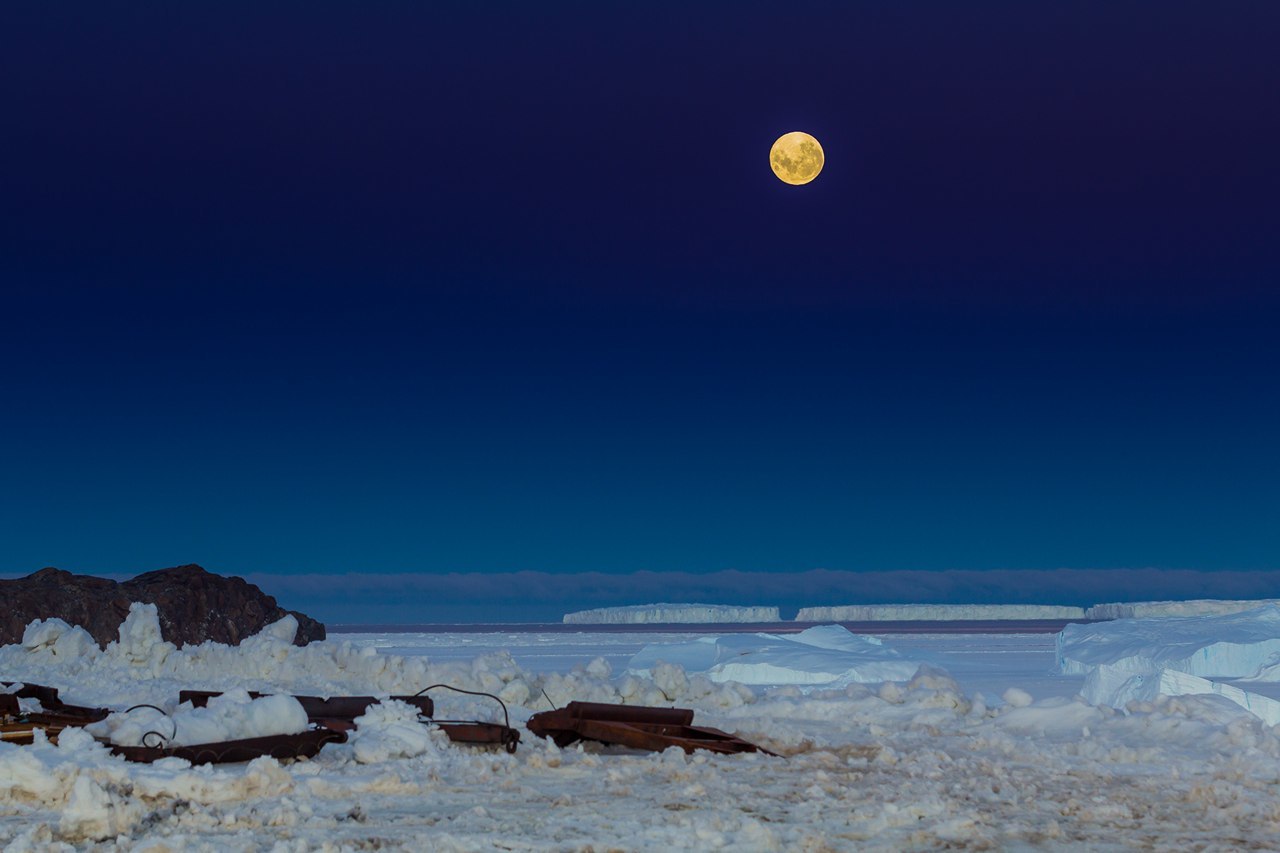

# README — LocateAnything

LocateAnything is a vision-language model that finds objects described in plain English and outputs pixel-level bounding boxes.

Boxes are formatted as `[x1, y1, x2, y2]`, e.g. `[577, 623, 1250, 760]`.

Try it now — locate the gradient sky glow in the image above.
[2, 2, 1278, 592]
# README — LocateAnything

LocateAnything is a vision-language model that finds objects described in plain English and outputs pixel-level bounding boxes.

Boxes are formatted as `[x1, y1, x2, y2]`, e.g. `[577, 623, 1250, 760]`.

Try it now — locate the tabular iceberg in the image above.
[1085, 599, 1280, 619]
[563, 603, 780, 624]
[795, 603, 1085, 621]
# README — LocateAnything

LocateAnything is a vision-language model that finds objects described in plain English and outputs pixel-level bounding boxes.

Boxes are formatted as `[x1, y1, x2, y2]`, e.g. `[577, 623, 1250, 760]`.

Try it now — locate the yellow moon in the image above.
[770, 131, 824, 185]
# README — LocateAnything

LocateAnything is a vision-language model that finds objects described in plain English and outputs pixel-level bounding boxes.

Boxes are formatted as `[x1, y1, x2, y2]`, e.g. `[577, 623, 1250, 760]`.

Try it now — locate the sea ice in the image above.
[628, 625, 927, 686]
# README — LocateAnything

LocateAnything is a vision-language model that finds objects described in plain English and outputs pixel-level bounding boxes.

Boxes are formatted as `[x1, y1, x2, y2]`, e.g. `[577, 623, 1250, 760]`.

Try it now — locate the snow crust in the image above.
[1085, 598, 1280, 619]
[629, 625, 930, 686]
[796, 603, 1085, 621]
[564, 603, 781, 624]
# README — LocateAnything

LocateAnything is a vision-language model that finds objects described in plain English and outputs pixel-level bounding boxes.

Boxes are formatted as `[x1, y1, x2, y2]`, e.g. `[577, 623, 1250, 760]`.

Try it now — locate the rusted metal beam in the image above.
[178, 689, 434, 719]
[527, 701, 776, 756]
[179, 689, 519, 753]
[108, 728, 347, 765]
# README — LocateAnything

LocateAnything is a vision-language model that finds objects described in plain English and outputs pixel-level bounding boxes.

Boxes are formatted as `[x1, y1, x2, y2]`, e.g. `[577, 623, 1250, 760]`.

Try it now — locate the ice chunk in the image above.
[628, 625, 927, 686]
[1083, 664, 1280, 726]
[1056, 605, 1280, 677]
[105, 602, 176, 667]
[564, 603, 780, 624]
[20, 618, 98, 659]
[796, 604, 1085, 621]
[347, 699, 446, 763]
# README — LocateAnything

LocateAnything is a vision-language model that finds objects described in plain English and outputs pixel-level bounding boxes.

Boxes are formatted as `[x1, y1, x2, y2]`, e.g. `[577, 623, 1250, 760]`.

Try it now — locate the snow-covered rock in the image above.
[1056, 605, 1280, 678]
[628, 625, 928, 687]
[1085, 599, 1280, 619]
[796, 603, 1085, 621]
[563, 603, 780, 624]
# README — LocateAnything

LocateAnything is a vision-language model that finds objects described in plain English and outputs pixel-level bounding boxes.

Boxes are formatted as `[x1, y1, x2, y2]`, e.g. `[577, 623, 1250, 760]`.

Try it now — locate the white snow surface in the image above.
[563, 603, 781, 624]
[1086, 598, 1280, 619]
[628, 625, 927, 686]
[795, 603, 1085, 621]
[6, 606, 1280, 848]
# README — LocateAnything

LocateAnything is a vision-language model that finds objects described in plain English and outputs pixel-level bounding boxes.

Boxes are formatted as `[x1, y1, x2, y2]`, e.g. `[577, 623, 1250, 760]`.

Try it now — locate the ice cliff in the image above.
[795, 603, 1085, 621]
[1085, 599, 1280, 619]
[563, 603, 780, 624]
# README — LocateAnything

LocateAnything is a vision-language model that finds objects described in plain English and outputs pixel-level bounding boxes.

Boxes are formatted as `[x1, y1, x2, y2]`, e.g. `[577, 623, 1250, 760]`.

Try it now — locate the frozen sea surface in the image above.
[6, 610, 1280, 851]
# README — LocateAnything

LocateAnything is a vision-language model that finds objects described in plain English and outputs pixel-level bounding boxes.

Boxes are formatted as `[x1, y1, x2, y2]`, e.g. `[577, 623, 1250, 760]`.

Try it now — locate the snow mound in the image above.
[1085, 599, 1280, 619]
[21, 618, 97, 659]
[347, 699, 449, 764]
[628, 625, 928, 687]
[796, 603, 1085, 621]
[564, 603, 781, 624]
[85, 688, 309, 746]
[1057, 605, 1280, 678]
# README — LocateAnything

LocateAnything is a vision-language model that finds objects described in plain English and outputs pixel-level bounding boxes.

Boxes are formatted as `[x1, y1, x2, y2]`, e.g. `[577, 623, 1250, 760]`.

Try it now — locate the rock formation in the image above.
[0, 564, 325, 647]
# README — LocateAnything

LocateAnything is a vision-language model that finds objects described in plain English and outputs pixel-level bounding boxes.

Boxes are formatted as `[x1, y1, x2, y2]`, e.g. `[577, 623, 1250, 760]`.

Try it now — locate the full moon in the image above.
[770, 131, 824, 185]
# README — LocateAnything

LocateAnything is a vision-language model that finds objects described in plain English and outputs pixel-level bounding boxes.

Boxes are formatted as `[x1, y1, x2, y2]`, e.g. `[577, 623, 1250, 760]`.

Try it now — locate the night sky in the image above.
[3, 3, 1278, 613]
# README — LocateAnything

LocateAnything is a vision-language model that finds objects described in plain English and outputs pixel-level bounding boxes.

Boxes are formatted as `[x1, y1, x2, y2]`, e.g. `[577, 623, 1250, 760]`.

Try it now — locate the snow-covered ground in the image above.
[6, 607, 1280, 850]
[563, 604, 781, 624]
[795, 603, 1086, 621]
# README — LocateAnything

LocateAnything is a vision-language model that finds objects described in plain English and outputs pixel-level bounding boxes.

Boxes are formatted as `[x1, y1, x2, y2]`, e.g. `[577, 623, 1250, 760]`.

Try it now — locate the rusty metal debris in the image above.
[179, 689, 433, 731]
[1, 681, 109, 744]
[108, 727, 348, 765]
[180, 686, 521, 754]
[526, 701, 776, 756]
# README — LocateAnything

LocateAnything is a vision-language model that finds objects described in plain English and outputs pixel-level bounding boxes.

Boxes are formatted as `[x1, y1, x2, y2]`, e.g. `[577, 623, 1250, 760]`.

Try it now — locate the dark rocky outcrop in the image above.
[0, 564, 325, 648]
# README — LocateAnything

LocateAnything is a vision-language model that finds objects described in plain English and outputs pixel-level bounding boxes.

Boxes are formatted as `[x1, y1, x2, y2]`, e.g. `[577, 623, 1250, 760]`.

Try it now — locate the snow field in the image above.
[5, 605, 1280, 848]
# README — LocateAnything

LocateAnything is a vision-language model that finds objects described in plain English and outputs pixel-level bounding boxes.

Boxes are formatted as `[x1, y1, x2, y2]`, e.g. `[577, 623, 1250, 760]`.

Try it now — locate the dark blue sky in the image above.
[2, 2, 1278, 583]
